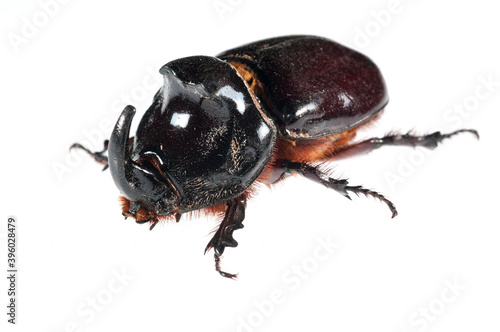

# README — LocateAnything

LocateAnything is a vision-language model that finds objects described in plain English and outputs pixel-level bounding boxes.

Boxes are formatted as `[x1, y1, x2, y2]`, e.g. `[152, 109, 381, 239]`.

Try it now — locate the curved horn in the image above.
[108, 105, 140, 201]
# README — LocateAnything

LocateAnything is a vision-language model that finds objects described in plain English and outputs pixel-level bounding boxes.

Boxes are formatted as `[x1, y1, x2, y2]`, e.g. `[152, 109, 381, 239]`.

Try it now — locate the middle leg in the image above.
[272, 160, 398, 218]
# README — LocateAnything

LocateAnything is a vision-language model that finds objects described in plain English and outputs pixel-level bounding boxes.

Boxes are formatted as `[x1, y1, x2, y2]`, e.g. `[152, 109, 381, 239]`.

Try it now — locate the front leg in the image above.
[205, 197, 246, 279]
[70, 137, 136, 171]
[70, 140, 109, 170]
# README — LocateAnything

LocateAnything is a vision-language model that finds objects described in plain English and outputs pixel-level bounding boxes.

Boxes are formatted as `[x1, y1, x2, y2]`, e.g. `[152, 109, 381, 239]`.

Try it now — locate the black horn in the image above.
[108, 105, 141, 202]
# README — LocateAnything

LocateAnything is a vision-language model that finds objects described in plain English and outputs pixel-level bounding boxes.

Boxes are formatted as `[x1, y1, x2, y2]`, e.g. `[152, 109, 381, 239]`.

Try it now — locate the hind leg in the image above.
[332, 129, 479, 160]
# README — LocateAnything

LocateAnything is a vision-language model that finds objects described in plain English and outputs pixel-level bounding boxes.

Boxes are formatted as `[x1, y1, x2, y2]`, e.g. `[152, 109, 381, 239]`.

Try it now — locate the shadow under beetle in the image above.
[72, 35, 478, 279]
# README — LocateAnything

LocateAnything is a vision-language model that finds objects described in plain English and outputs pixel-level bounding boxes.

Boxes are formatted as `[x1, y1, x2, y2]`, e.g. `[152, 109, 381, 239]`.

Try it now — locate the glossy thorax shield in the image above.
[131, 56, 276, 214]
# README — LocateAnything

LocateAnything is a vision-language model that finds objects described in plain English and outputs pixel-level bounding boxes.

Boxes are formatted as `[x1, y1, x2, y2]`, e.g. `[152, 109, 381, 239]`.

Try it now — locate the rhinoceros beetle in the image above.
[72, 35, 478, 279]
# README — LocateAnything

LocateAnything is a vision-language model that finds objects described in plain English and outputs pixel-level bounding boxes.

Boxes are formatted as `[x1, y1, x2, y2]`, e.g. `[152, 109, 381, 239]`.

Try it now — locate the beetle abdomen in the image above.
[218, 35, 388, 139]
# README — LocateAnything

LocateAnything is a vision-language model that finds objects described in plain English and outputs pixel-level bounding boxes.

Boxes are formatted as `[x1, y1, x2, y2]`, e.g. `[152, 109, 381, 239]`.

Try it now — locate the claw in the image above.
[215, 254, 238, 280]
[149, 217, 159, 230]
[443, 129, 479, 141]
[346, 185, 398, 218]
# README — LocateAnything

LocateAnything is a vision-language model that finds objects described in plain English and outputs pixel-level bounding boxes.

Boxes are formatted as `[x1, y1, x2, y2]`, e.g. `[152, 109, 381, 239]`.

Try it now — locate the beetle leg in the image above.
[204, 197, 246, 279]
[333, 129, 479, 159]
[281, 160, 398, 218]
[70, 137, 136, 171]
[70, 140, 110, 170]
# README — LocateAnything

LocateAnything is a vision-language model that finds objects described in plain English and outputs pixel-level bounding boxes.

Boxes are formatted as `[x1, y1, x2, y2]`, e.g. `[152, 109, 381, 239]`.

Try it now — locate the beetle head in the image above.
[108, 106, 180, 228]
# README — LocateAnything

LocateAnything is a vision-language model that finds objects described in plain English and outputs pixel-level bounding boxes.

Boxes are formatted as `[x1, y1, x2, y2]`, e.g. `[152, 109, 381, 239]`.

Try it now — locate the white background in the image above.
[1, 0, 499, 331]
